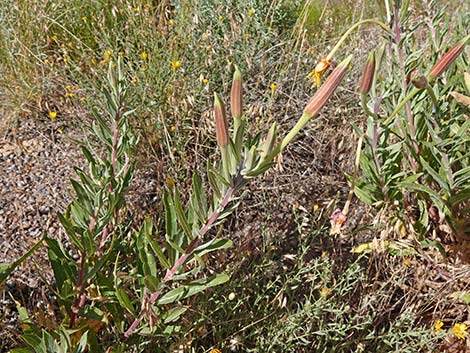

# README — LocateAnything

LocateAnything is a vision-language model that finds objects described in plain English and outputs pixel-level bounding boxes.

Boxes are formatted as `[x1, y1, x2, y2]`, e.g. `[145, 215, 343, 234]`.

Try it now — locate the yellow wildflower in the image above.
[203, 78, 209, 85]
[168, 19, 174, 26]
[65, 92, 74, 98]
[131, 76, 138, 85]
[63, 55, 68, 63]
[104, 50, 112, 58]
[218, 15, 223, 21]
[51, 35, 58, 41]
[434, 320, 444, 332]
[308, 57, 331, 87]
[48, 111, 57, 119]
[452, 323, 468, 340]
[166, 177, 175, 187]
[140, 51, 148, 60]
[171, 60, 181, 70]
[320, 287, 331, 297]
[248, 8, 255, 16]
[82, 16, 87, 23]
[131, 7, 138, 13]
[210, 349, 222, 353]
[170, 125, 177, 132]
[270, 83, 277, 91]
[313, 204, 319, 212]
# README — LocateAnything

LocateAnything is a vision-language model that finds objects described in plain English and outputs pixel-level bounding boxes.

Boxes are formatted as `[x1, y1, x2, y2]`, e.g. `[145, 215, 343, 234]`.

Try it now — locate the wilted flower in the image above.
[452, 323, 468, 340]
[308, 57, 331, 87]
[330, 208, 347, 235]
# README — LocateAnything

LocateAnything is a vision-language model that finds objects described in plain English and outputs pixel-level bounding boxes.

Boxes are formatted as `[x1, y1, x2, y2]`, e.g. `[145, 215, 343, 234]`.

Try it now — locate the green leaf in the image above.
[419, 156, 450, 193]
[162, 307, 188, 324]
[173, 189, 193, 241]
[193, 238, 233, 257]
[0, 236, 44, 284]
[157, 273, 230, 305]
[143, 221, 171, 270]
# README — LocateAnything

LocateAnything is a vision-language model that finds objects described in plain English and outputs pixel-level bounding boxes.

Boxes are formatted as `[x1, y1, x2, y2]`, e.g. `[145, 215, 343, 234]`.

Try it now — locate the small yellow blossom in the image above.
[91, 58, 96, 65]
[218, 15, 223, 21]
[452, 323, 468, 340]
[402, 257, 411, 267]
[131, 76, 138, 85]
[248, 8, 255, 16]
[313, 204, 319, 212]
[51, 35, 58, 41]
[65, 92, 74, 98]
[166, 177, 175, 187]
[270, 83, 277, 91]
[203, 78, 209, 85]
[132, 7, 138, 13]
[67, 41, 73, 47]
[48, 111, 57, 119]
[82, 16, 87, 22]
[63, 55, 68, 63]
[320, 287, 331, 297]
[168, 19, 174, 26]
[170, 125, 177, 132]
[434, 320, 444, 332]
[171, 60, 181, 70]
[140, 51, 148, 60]
[104, 50, 112, 58]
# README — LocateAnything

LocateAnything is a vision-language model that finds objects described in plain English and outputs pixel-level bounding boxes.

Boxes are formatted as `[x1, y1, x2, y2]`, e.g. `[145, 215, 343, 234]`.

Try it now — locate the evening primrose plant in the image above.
[6, 53, 353, 352]
[347, 2, 470, 245]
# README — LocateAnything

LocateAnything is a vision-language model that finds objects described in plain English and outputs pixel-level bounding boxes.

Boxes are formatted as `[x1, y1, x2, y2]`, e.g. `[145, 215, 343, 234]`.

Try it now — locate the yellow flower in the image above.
[140, 51, 148, 60]
[203, 78, 209, 85]
[82, 16, 87, 23]
[63, 55, 68, 63]
[452, 323, 468, 340]
[51, 35, 58, 41]
[168, 19, 174, 26]
[131, 7, 138, 13]
[218, 15, 223, 21]
[48, 111, 57, 119]
[104, 50, 112, 58]
[248, 8, 255, 16]
[270, 83, 277, 91]
[320, 287, 331, 297]
[131, 76, 138, 85]
[65, 92, 74, 98]
[210, 349, 222, 353]
[313, 204, 319, 212]
[170, 125, 176, 132]
[434, 320, 444, 332]
[308, 57, 331, 87]
[166, 177, 175, 187]
[171, 60, 181, 70]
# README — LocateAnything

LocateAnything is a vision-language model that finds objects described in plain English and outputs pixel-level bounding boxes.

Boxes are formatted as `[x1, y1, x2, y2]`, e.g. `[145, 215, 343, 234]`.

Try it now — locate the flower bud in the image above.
[231, 65, 243, 120]
[304, 55, 353, 118]
[410, 72, 428, 89]
[214, 93, 229, 147]
[359, 50, 375, 94]
[429, 35, 470, 80]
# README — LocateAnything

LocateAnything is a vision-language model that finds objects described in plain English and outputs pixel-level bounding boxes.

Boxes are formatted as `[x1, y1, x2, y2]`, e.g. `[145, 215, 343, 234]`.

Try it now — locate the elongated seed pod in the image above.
[304, 55, 353, 118]
[214, 93, 229, 147]
[359, 50, 375, 94]
[429, 35, 470, 80]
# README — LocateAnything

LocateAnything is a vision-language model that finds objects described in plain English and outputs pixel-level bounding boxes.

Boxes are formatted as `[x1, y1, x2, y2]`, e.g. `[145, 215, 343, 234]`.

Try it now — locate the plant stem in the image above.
[124, 186, 235, 338]
[326, 19, 390, 61]
[382, 87, 419, 126]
